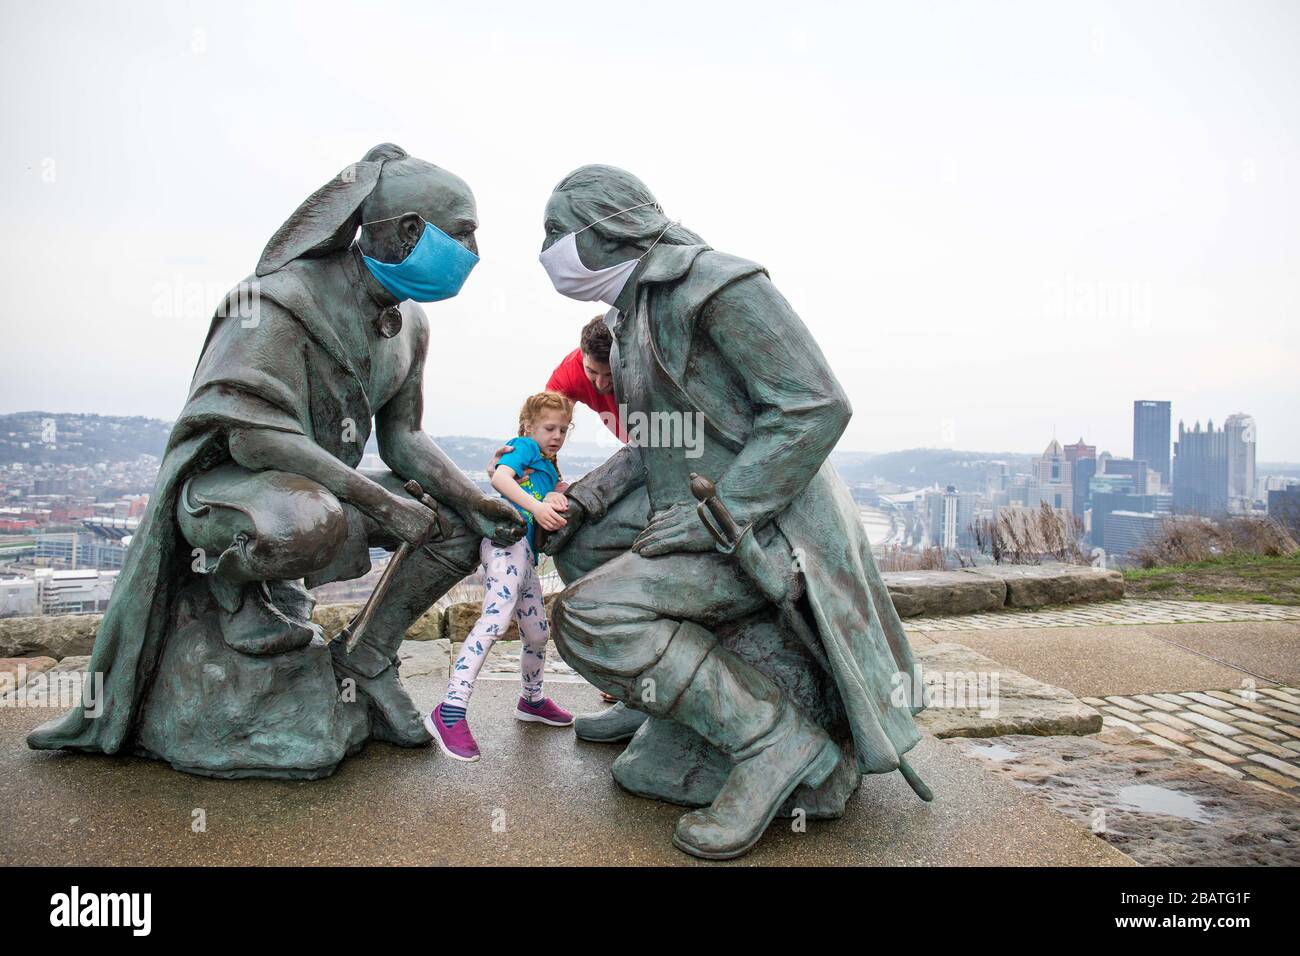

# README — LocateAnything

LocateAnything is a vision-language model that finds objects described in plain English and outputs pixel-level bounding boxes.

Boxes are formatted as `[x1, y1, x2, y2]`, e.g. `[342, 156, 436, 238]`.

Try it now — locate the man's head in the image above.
[359, 146, 478, 263]
[541, 164, 703, 272]
[256, 143, 478, 277]
[579, 314, 613, 395]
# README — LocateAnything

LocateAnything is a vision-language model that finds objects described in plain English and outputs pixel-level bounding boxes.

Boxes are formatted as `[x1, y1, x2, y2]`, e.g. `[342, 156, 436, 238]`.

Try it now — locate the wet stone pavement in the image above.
[2, 597, 1297, 866]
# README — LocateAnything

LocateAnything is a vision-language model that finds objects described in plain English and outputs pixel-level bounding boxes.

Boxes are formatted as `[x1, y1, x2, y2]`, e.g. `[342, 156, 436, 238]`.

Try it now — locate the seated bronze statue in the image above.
[28, 143, 522, 778]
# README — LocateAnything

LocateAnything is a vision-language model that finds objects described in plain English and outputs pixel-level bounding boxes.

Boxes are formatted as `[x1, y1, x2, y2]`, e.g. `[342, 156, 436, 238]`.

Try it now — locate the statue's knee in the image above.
[179, 465, 349, 582]
[549, 586, 578, 655]
[552, 583, 676, 681]
[551, 550, 588, 587]
[551, 583, 602, 664]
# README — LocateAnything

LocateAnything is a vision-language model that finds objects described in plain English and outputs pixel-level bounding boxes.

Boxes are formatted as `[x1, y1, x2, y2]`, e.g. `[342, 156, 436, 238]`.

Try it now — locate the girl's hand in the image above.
[530, 500, 568, 532]
[543, 492, 568, 510]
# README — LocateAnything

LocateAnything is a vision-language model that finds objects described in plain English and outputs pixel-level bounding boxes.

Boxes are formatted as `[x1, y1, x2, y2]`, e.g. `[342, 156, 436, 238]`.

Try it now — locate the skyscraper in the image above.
[1028, 438, 1073, 514]
[1134, 400, 1171, 490]
[1224, 413, 1257, 513]
[1103, 458, 1151, 496]
[1073, 456, 1097, 520]
[1173, 419, 1229, 517]
[1064, 438, 1096, 465]
[1104, 511, 1165, 559]
[926, 485, 977, 550]
[1066, 437, 1097, 519]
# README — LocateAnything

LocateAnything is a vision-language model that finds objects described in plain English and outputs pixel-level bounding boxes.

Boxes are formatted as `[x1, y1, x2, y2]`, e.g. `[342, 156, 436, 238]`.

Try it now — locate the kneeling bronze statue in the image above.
[538, 165, 931, 860]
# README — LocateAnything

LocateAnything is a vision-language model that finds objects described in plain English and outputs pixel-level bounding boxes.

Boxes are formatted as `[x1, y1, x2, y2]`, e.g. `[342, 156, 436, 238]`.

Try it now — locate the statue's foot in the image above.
[218, 582, 318, 656]
[671, 710, 840, 861]
[574, 701, 647, 743]
[334, 657, 430, 747]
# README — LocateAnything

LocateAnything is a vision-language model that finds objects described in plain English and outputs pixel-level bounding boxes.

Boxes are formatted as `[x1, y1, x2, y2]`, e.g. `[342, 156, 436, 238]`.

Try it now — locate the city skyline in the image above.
[0, 402, 1292, 466]
[2, 1, 1298, 458]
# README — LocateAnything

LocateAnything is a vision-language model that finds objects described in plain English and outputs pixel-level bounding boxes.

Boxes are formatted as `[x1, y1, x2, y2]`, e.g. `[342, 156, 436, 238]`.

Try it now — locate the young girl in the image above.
[425, 391, 577, 762]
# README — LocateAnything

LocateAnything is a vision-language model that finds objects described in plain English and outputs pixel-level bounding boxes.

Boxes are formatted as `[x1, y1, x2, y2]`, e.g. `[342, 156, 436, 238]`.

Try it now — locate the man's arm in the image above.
[704, 276, 851, 529]
[565, 443, 645, 522]
[376, 313, 524, 545]
[227, 427, 437, 545]
[541, 443, 643, 555]
[376, 312, 493, 515]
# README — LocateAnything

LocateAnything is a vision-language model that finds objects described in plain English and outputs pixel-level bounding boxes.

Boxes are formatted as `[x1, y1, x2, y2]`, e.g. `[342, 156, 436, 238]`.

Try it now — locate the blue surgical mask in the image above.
[361, 217, 479, 303]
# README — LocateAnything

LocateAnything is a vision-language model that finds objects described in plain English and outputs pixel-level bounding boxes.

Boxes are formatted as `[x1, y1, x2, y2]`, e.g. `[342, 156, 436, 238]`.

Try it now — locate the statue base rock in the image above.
[134, 581, 370, 779]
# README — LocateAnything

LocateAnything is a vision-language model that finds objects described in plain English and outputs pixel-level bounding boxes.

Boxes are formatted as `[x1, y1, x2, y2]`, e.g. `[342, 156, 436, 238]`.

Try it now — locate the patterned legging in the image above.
[443, 537, 549, 709]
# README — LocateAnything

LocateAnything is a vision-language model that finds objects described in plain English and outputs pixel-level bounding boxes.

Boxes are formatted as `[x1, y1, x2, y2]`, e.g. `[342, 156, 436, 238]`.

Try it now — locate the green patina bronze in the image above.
[27, 144, 522, 778]
[542, 165, 930, 860]
[25, 149, 927, 862]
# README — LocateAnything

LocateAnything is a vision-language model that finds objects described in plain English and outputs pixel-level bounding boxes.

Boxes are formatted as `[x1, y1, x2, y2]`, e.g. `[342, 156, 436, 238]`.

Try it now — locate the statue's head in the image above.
[542, 164, 703, 272]
[256, 143, 477, 277]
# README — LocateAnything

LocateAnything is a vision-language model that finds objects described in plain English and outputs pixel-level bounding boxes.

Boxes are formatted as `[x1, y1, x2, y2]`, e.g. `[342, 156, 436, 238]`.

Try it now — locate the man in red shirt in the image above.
[489, 315, 626, 475]
[544, 314, 625, 441]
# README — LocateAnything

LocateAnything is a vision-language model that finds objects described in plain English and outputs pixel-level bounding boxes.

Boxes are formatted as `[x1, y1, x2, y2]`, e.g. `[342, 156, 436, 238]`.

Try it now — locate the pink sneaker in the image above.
[515, 696, 574, 727]
[425, 703, 480, 762]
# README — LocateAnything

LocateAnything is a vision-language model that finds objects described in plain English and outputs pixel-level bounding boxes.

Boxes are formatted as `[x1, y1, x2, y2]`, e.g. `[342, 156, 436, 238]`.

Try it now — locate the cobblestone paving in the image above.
[1083, 685, 1300, 801]
[907, 599, 1300, 632]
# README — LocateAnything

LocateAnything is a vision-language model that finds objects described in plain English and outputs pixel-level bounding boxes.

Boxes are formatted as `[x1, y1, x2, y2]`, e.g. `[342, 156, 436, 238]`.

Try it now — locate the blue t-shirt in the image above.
[497, 436, 560, 558]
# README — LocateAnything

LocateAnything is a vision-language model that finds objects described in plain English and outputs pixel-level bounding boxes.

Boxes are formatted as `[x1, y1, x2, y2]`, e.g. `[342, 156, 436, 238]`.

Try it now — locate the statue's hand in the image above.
[632, 503, 716, 557]
[472, 495, 525, 546]
[540, 497, 586, 555]
[386, 492, 444, 547]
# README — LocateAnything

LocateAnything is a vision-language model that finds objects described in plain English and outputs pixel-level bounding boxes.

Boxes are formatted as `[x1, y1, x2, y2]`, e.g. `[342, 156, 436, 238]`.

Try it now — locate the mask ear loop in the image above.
[574, 200, 661, 236]
[573, 200, 680, 260]
[638, 219, 679, 261]
[360, 213, 428, 228]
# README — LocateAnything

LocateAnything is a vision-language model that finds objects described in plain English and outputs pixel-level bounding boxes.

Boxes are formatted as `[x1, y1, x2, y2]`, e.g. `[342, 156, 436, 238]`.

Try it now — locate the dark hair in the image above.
[579, 314, 612, 365]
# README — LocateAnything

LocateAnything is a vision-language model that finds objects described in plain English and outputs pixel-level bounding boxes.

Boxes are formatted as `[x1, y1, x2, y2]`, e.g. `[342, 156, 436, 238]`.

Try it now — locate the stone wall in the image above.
[882, 564, 1124, 618]
[0, 563, 1122, 660]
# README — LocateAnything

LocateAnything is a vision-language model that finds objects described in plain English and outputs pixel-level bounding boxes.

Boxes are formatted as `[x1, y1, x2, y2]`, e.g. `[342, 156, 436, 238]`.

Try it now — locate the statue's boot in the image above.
[574, 701, 648, 743]
[636, 620, 840, 861]
[329, 543, 469, 747]
[331, 628, 428, 747]
[210, 577, 318, 657]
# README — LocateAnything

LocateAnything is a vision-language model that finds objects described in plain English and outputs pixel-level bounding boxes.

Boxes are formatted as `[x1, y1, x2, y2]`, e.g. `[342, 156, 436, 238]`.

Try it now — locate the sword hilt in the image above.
[690, 472, 745, 549]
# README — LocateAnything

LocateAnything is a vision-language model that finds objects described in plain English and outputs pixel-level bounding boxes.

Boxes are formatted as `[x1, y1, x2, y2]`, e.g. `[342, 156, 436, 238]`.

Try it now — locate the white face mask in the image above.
[539, 200, 675, 305]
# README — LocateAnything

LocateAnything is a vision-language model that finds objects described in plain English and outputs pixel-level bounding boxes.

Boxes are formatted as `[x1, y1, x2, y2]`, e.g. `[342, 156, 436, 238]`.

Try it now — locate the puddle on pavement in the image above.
[1113, 784, 1210, 823]
[972, 743, 1019, 762]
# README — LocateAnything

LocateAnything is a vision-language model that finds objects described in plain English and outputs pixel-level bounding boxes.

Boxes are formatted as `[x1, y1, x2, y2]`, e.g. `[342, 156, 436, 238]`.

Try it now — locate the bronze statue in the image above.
[28, 144, 522, 778]
[539, 165, 930, 859]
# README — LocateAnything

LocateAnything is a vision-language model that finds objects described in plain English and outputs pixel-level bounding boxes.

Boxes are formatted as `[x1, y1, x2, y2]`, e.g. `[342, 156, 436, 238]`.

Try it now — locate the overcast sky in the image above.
[2, 0, 1298, 461]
